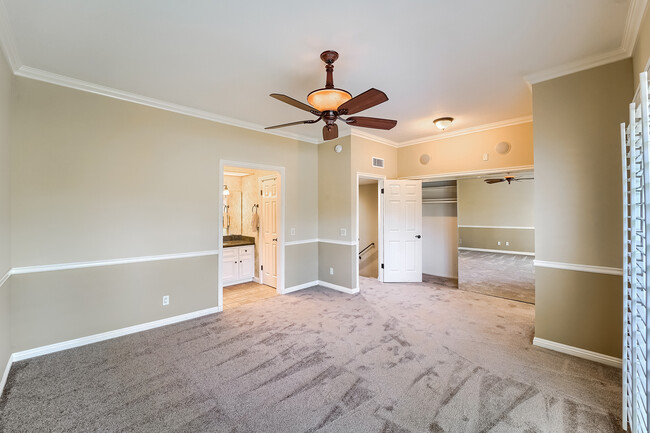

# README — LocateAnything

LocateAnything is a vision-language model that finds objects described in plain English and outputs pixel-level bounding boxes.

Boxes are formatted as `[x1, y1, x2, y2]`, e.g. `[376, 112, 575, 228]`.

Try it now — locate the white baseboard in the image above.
[12, 306, 223, 362]
[458, 247, 535, 256]
[253, 277, 261, 284]
[283, 280, 319, 294]
[533, 337, 622, 368]
[317, 280, 360, 294]
[1, 353, 13, 395]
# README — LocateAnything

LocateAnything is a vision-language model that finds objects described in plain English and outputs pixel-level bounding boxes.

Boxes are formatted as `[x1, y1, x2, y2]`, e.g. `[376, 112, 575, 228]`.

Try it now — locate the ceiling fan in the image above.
[484, 175, 534, 184]
[265, 50, 397, 141]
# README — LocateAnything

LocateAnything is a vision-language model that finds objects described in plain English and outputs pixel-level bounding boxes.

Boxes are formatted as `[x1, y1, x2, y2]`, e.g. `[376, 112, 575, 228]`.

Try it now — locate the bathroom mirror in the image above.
[223, 191, 242, 235]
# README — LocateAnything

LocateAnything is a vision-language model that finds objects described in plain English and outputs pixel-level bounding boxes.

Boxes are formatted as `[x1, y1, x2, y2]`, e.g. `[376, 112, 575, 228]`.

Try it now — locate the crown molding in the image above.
[623, 0, 648, 56]
[349, 128, 399, 147]
[524, 47, 629, 85]
[14, 65, 320, 144]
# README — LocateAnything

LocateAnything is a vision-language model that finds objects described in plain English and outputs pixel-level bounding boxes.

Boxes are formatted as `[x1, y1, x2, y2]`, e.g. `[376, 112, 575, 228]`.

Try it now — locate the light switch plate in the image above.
[290, 228, 296, 236]
[483, 153, 489, 161]
[340, 228, 346, 236]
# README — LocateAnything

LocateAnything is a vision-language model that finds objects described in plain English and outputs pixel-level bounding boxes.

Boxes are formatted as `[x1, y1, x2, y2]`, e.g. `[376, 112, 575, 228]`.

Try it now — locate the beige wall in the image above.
[358, 183, 379, 278]
[318, 137, 356, 288]
[458, 227, 534, 253]
[11, 256, 218, 352]
[10, 77, 319, 351]
[397, 122, 533, 179]
[456, 177, 534, 253]
[533, 58, 633, 357]
[633, 5, 650, 88]
[457, 178, 534, 227]
[422, 203, 458, 278]
[0, 48, 13, 377]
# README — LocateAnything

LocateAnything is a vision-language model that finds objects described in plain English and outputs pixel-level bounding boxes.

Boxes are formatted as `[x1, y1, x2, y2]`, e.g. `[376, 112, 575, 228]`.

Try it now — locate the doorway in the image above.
[219, 161, 284, 309]
[356, 173, 384, 289]
[358, 177, 380, 279]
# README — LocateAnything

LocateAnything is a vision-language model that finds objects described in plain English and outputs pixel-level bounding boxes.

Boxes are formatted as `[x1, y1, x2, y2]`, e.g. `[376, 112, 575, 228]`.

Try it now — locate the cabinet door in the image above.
[239, 246, 255, 280]
[222, 248, 239, 284]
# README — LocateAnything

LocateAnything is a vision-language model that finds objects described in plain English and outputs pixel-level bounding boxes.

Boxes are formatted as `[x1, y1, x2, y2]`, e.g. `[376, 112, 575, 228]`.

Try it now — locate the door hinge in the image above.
[381, 263, 384, 269]
[260, 189, 263, 196]
[381, 188, 384, 194]
[261, 265, 263, 271]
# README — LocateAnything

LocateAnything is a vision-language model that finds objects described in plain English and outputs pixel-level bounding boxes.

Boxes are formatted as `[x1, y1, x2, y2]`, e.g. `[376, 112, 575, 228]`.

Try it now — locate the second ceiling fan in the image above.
[266, 50, 397, 141]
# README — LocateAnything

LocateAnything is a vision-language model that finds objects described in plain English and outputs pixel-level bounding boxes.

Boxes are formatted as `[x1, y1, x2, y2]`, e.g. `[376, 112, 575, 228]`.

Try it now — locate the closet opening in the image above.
[422, 181, 459, 287]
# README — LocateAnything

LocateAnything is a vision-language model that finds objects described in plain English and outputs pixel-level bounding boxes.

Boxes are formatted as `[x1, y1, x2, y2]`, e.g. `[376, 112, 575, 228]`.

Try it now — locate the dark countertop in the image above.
[223, 235, 255, 248]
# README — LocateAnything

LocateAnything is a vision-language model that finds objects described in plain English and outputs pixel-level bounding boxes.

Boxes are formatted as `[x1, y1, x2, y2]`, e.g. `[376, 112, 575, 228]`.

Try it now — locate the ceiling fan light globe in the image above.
[307, 88, 352, 112]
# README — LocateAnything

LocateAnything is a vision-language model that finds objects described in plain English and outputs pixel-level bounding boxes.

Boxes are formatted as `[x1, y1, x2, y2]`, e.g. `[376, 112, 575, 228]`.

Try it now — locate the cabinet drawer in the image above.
[223, 247, 238, 260]
[239, 246, 254, 257]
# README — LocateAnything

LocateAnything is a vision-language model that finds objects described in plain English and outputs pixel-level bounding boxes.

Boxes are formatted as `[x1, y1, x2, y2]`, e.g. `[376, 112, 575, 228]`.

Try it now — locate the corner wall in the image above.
[532, 58, 633, 357]
[318, 136, 355, 288]
[0, 43, 13, 380]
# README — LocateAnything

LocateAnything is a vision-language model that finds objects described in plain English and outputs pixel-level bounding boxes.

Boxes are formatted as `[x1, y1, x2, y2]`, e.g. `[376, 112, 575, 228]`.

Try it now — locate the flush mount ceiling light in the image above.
[223, 185, 230, 196]
[433, 117, 454, 131]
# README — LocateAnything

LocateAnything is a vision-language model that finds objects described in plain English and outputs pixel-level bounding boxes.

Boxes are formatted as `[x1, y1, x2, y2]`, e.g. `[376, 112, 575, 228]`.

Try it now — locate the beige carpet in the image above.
[0, 277, 621, 432]
[459, 250, 535, 304]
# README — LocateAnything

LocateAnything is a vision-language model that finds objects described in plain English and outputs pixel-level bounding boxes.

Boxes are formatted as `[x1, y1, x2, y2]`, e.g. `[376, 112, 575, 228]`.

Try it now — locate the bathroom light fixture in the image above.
[223, 185, 230, 196]
[433, 117, 454, 130]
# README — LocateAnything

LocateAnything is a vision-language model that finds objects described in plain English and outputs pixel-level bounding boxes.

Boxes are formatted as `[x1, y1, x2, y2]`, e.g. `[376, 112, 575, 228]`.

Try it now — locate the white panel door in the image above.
[382, 179, 422, 282]
[261, 177, 278, 288]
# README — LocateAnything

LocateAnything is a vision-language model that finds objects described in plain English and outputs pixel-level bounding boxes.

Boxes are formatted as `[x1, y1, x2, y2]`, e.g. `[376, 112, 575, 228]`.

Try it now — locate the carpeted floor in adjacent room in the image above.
[0, 277, 622, 432]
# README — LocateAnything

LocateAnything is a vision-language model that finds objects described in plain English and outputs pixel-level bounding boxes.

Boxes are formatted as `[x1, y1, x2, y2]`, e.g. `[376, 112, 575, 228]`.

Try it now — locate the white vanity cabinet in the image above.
[223, 245, 255, 286]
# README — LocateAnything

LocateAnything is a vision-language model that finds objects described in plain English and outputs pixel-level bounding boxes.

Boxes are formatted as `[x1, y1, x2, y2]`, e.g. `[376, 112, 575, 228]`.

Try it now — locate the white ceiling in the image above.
[0, 0, 640, 144]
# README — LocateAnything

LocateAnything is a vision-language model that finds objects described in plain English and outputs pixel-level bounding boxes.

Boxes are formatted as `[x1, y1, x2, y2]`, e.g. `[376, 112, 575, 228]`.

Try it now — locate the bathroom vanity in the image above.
[223, 235, 255, 286]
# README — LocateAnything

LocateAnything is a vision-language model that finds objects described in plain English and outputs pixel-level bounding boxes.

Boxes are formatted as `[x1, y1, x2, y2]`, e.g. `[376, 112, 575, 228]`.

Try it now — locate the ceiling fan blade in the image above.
[484, 179, 505, 184]
[514, 177, 534, 181]
[270, 94, 320, 114]
[337, 88, 388, 115]
[346, 116, 397, 130]
[265, 120, 315, 130]
[323, 124, 339, 141]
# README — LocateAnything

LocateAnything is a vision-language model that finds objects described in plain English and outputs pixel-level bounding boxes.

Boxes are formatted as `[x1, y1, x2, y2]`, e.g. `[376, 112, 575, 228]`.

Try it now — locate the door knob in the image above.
[415, 235, 421, 239]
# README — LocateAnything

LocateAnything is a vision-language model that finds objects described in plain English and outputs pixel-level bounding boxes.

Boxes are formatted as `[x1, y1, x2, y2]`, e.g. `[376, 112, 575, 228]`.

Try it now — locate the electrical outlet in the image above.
[497, 241, 501, 246]
[483, 153, 489, 161]
[330, 267, 334, 275]
[506, 241, 510, 246]
[290, 228, 296, 236]
[162, 295, 169, 306]
[340, 228, 346, 236]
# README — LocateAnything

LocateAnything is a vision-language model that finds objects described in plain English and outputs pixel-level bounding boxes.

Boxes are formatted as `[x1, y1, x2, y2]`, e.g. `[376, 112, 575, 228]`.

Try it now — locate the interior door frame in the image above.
[356, 172, 386, 290]
[218, 160, 285, 309]
[258, 174, 279, 288]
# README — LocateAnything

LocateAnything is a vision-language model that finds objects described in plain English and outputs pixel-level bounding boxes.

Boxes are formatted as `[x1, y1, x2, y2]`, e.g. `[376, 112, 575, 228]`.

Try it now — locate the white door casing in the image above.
[382, 179, 423, 282]
[261, 176, 278, 288]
